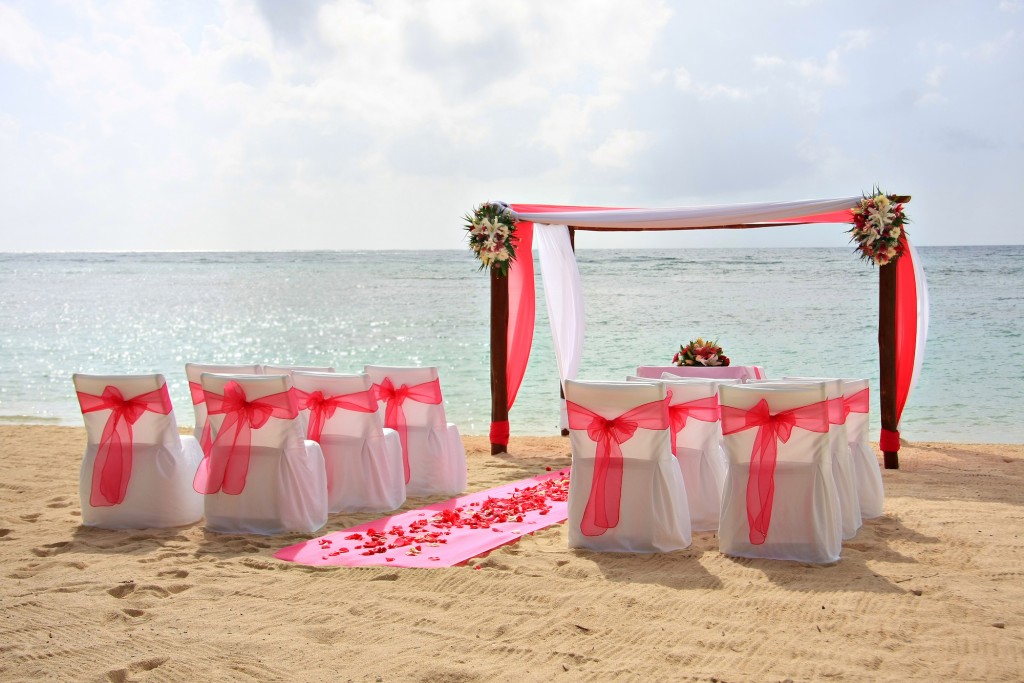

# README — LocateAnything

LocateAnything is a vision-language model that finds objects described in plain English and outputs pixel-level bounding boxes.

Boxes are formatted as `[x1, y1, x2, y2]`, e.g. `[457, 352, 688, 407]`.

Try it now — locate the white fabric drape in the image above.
[514, 197, 861, 229]
[535, 225, 585, 429]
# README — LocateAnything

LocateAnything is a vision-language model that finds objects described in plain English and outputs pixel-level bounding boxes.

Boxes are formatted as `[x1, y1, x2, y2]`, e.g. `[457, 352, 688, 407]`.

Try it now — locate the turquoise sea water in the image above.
[1, 247, 1021, 443]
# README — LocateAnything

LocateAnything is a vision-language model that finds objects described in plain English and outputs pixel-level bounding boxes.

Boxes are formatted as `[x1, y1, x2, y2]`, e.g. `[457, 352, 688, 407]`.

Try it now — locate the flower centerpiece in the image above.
[673, 338, 730, 367]
[849, 188, 909, 266]
[465, 202, 518, 277]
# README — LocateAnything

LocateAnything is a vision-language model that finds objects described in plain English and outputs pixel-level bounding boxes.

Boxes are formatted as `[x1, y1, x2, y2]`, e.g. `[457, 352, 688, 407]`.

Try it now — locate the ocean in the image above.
[1, 246, 1021, 443]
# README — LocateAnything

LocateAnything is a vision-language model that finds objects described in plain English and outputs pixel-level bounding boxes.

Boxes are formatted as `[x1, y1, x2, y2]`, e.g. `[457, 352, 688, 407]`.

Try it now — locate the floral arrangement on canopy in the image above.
[673, 338, 730, 367]
[849, 189, 909, 266]
[465, 202, 518, 276]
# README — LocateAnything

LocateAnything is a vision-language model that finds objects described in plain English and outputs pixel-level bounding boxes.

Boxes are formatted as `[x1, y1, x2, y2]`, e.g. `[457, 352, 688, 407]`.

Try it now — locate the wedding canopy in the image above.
[485, 196, 928, 469]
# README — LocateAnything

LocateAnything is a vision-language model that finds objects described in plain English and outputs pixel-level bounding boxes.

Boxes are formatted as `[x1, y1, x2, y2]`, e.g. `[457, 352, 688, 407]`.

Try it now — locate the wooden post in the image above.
[878, 261, 899, 469]
[490, 268, 509, 455]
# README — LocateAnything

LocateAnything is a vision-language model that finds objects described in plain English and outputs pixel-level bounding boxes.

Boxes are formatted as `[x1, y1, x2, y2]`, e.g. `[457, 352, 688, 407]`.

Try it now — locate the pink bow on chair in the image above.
[566, 397, 670, 537]
[193, 381, 298, 495]
[189, 380, 214, 456]
[371, 377, 443, 484]
[77, 384, 173, 507]
[721, 398, 830, 545]
[666, 392, 720, 456]
[842, 388, 870, 420]
[294, 387, 377, 442]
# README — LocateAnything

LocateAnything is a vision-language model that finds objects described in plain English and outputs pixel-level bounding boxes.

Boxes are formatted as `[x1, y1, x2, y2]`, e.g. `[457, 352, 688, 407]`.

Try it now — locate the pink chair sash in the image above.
[294, 387, 377, 442]
[826, 397, 845, 425]
[77, 384, 173, 507]
[193, 381, 298, 495]
[721, 398, 830, 545]
[666, 392, 720, 457]
[189, 380, 213, 456]
[371, 377, 443, 484]
[843, 388, 870, 420]
[566, 397, 670, 537]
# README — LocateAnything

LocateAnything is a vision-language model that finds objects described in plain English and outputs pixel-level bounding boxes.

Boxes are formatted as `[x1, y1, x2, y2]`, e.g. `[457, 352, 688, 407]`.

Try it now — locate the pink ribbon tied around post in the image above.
[189, 380, 214, 457]
[665, 391, 720, 457]
[842, 387, 870, 420]
[293, 387, 377, 442]
[372, 377, 443, 484]
[566, 397, 670, 537]
[721, 398, 830, 545]
[193, 381, 298, 495]
[77, 384, 173, 507]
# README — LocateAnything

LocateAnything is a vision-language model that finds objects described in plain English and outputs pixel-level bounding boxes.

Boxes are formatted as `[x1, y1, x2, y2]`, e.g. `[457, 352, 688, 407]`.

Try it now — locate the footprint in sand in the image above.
[107, 583, 137, 599]
[0, 528, 11, 539]
[122, 608, 146, 618]
[30, 541, 70, 557]
[106, 656, 168, 682]
[19, 513, 41, 523]
[157, 568, 189, 579]
[46, 496, 73, 509]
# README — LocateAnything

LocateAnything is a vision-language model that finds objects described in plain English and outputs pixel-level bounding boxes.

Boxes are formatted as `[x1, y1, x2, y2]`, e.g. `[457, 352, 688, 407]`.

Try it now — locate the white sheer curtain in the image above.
[535, 225, 585, 429]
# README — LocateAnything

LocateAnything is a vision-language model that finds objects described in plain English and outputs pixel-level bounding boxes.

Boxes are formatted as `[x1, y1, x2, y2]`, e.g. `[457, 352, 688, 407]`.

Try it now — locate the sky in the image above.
[1, 0, 1022, 251]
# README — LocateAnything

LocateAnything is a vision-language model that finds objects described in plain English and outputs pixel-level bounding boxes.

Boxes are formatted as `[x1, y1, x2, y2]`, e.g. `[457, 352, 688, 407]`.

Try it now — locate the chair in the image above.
[627, 376, 726, 532]
[262, 364, 336, 376]
[564, 380, 691, 552]
[196, 373, 327, 535]
[841, 378, 885, 519]
[292, 371, 405, 513]
[636, 365, 758, 381]
[184, 363, 263, 455]
[778, 377, 863, 538]
[363, 365, 467, 497]
[718, 383, 841, 563]
[73, 373, 204, 529]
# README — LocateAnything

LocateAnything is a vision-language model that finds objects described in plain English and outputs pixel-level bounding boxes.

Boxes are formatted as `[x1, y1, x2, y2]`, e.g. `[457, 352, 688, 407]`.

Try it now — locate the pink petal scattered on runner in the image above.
[275, 469, 570, 568]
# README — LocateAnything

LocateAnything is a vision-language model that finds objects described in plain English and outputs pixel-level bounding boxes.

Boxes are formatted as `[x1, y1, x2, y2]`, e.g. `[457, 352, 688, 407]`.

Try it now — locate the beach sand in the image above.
[1, 426, 1022, 682]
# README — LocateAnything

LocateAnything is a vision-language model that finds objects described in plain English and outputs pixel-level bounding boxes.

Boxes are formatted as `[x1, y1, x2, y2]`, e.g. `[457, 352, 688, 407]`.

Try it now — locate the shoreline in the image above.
[2, 426, 1022, 680]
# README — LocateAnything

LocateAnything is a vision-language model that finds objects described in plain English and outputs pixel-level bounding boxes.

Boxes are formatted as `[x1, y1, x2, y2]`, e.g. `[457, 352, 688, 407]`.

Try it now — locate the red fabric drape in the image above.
[894, 235, 918, 427]
[505, 221, 535, 412]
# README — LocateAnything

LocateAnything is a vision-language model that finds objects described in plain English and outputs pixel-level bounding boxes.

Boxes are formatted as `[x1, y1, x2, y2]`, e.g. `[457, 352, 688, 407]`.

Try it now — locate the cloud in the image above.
[588, 129, 650, 169]
[0, 3, 44, 67]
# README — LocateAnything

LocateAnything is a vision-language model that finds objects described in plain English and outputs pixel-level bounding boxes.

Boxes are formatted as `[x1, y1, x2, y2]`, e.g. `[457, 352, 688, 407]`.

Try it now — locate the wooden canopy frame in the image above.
[488, 196, 914, 469]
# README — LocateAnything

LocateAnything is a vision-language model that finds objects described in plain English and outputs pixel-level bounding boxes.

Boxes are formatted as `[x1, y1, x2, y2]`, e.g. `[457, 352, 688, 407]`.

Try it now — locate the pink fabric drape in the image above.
[372, 377, 443, 484]
[881, 235, 919, 450]
[193, 381, 298, 495]
[189, 380, 213, 456]
[77, 384, 173, 507]
[721, 398, 830, 545]
[666, 393, 720, 457]
[293, 387, 376, 442]
[843, 388, 870, 419]
[566, 397, 670, 537]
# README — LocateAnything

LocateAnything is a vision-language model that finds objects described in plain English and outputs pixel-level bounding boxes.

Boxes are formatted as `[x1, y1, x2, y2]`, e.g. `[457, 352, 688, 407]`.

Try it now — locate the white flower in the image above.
[874, 194, 891, 211]
[497, 247, 510, 261]
[698, 353, 719, 366]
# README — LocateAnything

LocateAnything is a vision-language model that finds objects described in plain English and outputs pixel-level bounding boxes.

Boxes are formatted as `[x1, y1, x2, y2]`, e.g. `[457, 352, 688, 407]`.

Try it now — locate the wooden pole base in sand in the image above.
[879, 260, 899, 469]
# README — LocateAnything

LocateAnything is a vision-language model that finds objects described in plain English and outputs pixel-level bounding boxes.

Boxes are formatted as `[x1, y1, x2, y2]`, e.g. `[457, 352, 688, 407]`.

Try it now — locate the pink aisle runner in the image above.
[275, 469, 570, 568]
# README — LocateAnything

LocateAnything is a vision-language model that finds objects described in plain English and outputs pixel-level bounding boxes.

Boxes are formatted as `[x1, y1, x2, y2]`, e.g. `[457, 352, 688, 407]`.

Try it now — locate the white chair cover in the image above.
[262, 364, 336, 375]
[74, 373, 204, 529]
[778, 377, 863, 538]
[659, 374, 742, 470]
[627, 376, 725, 531]
[719, 383, 841, 563]
[564, 380, 691, 553]
[199, 373, 327, 535]
[637, 365, 762, 381]
[184, 363, 263, 442]
[363, 365, 467, 497]
[841, 378, 885, 519]
[292, 371, 406, 513]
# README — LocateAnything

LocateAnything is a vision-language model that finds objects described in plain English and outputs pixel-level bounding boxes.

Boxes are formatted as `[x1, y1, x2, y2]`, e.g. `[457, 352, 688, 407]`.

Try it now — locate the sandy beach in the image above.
[1, 426, 1022, 682]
